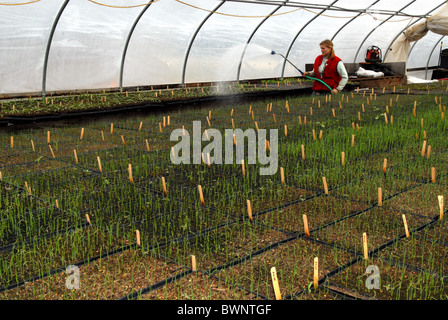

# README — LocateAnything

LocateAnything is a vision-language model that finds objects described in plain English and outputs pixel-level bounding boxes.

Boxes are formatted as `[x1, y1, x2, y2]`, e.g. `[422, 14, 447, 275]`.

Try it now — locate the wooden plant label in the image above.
[128, 164, 134, 183]
[233, 134, 237, 146]
[0, 171, 2, 181]
[310, 107, 313, 116]
[48, 145, 55, 158]
[86, 214, 91, 225]
[358, 112, 361, 122]
[423, 130, 427, 140]
[322, 177, 329, 195]
[427, 145, 431, 159]
[207, 153, 211, 168]
[280, 167, 285, 184]
[270, 267, 282, 300]
[121, 135, 126, 145]
[247, 199, 253, 221]
[159, 122, 162, 133]
[80, 128, 84, 140]
[231, 109, 234, 117]
[312, 129, 316, 141]
[47, 131, 50, 144]
[303, 214, 310, 237]
[319, 130, 323, 141]
[255, 121, 259, 133]
[191, 255, 197, 272]
[413, 101, 417, 117]
[284, 125, 287, 137]
[97, 156, 102, 172]
[378, 188, 382, 206]
[136, 230, 141, 246]
[439, 195, 444, 220]
[138, 121, 143, 131]
[362, 103, 365, 113]
[402, 214, 410, 238]
[55, 199, 59, 209]
[101, 130, 105, 141]
[301, 144, 305, 160]
[232, 118, 235, 129]
[73, 149, 78, 164]
[198, 185, 205, 205]
[390, 115, 394, 125]
[161, 176, 167, 196]
[421, 140, 427, 157]
[313, 257, 319, 290]
[432, 167, 436, 183]
[304, 116, 307, 125]
[384, 113, 388, 124]
[273, 114, 276, 123]
[110, 123, 114, 135]
[332, 108, 336, 118]
[351, 134, 355, 148]
[341, 151, 345, 166]
[145, 139, 150, 151]
[249, 105, 252, 115]
[383, 158, 387, 174]
[363, 233, 368, 260]
[10, 136, 13, 149]
[421, 118, 424, 129]
[31, 140, 35, 152]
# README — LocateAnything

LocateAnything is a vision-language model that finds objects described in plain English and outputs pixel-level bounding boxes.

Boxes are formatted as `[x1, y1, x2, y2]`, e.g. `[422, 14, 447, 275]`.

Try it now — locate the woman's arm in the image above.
[336, 61, 349, 92]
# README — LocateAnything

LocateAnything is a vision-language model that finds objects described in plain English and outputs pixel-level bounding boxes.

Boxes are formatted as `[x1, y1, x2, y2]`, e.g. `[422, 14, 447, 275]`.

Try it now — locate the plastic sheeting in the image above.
[0, 0, 447, 95]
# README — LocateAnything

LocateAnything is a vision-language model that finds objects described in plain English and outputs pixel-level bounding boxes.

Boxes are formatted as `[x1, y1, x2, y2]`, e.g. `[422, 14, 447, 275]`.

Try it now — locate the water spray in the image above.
[271, 51, 333, 91]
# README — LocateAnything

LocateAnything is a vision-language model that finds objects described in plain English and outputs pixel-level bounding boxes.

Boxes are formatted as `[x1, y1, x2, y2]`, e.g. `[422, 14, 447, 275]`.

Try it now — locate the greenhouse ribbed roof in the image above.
[1, 0, 448, 96]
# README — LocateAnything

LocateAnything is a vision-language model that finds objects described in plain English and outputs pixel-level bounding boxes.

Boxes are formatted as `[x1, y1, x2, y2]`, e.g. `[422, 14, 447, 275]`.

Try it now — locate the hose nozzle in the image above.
[271, 50, 276, 55]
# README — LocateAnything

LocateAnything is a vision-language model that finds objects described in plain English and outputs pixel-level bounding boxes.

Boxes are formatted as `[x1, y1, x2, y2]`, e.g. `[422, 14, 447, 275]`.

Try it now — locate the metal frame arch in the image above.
[236, 2, 286, 83]
[383, 1, 446, 62]
[331, 0, 381, 41]
[280, 0, 339, 79]
[424, 35, 445, 79]
[42, 0, 70, 97]
[181, 1, 226, 87]
[119, 2, 154, 89]
[352, 0, 417, 64]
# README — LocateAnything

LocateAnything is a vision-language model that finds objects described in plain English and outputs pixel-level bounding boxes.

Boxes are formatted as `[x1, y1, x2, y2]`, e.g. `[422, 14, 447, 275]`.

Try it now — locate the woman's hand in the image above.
[331, 89, 339, 94]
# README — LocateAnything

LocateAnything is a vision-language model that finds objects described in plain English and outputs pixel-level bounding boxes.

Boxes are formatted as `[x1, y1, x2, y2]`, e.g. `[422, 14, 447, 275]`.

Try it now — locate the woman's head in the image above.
[320, 39, 335, 59]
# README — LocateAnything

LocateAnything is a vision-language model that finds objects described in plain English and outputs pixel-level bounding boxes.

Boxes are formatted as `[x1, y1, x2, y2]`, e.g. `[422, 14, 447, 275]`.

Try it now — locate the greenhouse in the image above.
[1, 0, 448, 304]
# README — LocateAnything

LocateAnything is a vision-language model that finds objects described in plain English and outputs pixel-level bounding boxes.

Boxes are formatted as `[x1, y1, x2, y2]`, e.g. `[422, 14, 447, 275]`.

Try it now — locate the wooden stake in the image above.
[427, 145, 431, 159]
[363, 233, 368, 260]
[301, 144, 305, 160]
[121, 135, 126, 146]
[378, 188, 382, 206]
[128, 164, 134, 183]
[351, 134, 355, 147]
[332, 108, 336, 118]
[198, 185, 205, 205]
[145, 139, 150, 151]
[313, 257, 319, 290]
[101, 130, 105, 141]
[383, 158, 387, 174]
[55, 199, 59, 209]
[413, 101, 417, 117]
[312, 129, 316, 141]
[30, 139, 35, 152]
[421, 140, 427, 157]
[85, 214, 91, 225]
[322, 177, 329, 195]
[48, 145, 55, 158]
[270, 267, 282, 300]
[110, 123, 114, 135]
[10, 136, 13, 149]
[247, 199, 253, 221]
[402, 214, 410, 238]
[191, 255, 197, 272]
[80, 128, 84, 140]
[303, 214, 310, 237]
[73, 149, 78, 164]
[341, 152, 345, 166]
[136, 230, 141, 246]
[319, 130, 323, 141]
[241, 159, 245, 176]
[161, 176, 167, 196]
[280, 167, 285, 184]
[439, 195, 444, 220]
[97, 156, 102, 172]
[284, 125, 287, 137]
[431, 167, 436, 183]
[47, 131, 50, 144]
[138, 121, 143, 131]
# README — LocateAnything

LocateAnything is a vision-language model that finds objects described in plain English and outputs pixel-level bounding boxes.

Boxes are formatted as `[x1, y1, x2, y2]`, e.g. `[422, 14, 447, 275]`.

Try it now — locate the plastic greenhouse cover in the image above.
[0, 0, 447, 96]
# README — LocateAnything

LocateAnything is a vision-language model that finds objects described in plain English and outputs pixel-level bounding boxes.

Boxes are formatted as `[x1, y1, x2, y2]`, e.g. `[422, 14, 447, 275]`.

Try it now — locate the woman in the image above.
[304, 39, 348, 95]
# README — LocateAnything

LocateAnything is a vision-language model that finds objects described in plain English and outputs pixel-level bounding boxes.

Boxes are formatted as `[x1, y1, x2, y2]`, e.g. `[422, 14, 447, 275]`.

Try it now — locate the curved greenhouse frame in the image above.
[1, 0, 448, 96]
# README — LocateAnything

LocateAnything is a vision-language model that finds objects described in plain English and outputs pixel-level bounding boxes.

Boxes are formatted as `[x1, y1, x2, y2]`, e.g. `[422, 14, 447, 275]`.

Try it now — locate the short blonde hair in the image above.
[320, 39, 335, 59]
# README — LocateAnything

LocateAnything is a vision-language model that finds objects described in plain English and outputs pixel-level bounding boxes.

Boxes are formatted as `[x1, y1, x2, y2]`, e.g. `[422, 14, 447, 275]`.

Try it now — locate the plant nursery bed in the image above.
[159, 219, 292, 272]
[312, 207, 432, 256]
[328, 257, 448, 300]
[0, 249, 186, 300]
[259, 195, 370, 235]
[214, 237, 355, 300]
[139, 273, 262, 300]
